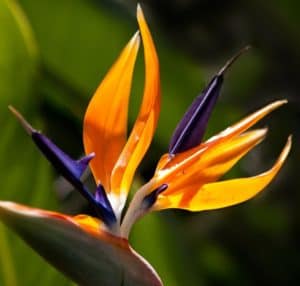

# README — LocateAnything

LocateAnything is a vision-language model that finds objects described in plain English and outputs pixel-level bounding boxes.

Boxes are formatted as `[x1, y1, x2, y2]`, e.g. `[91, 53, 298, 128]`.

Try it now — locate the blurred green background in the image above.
[0, 0, 298, 285]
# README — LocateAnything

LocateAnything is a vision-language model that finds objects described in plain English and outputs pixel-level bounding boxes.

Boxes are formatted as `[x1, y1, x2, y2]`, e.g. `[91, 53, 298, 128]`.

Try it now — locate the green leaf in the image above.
[0, 2, 73, 285]
[0, 0, 38, 119]
[0, 224, 18, 286]
[0, 202, 163, 286]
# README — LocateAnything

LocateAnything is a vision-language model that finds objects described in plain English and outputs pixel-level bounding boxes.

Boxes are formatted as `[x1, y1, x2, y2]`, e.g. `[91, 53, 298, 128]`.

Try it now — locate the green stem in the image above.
[120, 180, 154, 238]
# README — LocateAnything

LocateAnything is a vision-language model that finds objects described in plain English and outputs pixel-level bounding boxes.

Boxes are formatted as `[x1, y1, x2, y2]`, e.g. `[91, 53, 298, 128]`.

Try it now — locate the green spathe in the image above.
[0, 202, 162, 286]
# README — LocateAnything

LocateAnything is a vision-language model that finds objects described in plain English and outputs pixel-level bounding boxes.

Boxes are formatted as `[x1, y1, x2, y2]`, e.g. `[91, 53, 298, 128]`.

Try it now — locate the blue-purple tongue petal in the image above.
[31, 130, 117, 224]
[168, 46, 250, 155]
[168, 75, 223, 154]
[32, 132, 95, 182]
[8, 105, 93, 183]
[142, 184, 168, 209]
[31, 131, 113, 223]
[8, 106, 117, 226]
[95, 184, 117, 224]
[76, 153, 96, 177]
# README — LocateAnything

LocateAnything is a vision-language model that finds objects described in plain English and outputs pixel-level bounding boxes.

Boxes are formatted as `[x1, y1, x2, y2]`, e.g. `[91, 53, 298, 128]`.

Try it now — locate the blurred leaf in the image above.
[197, 242, 242, 284]
[0, 224, 17, 286]
[0, 1, 72, 285]
[0, 146, 74, 285]
[19, 0, 135, 92]
[0, 0, 38, 119]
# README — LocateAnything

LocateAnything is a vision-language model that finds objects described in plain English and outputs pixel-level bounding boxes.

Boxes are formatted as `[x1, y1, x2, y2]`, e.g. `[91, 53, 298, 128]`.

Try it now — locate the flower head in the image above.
[2, 4, 291, 286]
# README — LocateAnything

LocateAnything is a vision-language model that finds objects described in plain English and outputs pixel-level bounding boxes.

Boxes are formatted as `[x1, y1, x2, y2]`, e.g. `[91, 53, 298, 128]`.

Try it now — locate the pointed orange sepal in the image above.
[155, 100, 287, 178]
[151, 101, 290, 211]
[164, 128, 268, 194]
[155, 136, 291, 211]
[83, 32, 140, 193]
[110, 5, 161, 214]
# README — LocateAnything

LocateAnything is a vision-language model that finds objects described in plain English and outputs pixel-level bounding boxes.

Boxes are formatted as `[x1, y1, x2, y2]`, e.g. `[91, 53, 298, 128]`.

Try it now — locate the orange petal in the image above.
[155, 136, 291, 211]
[205, 100, 287, 146]
[83, 32, 140, 191]
[164, 128, 268, 194]
[110, 5, 160, 214]
[73, 214, 105, 234]
[155, 100, 287, 177]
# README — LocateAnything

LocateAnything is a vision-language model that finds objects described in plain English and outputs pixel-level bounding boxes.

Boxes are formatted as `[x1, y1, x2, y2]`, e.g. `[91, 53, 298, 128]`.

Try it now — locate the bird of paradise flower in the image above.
[0, 4, 291, 286]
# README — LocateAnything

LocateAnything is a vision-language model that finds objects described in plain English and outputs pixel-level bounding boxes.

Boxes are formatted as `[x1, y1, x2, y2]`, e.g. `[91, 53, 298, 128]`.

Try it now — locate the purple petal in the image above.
[169, 46, 251, 155]
[9, 106, 117, 226]
[8, 106, 93, 184]
[32, 132, 95, 181]
[33, 133, 116, 224]
[31, 132, 97, 207]
[142, 184, 168, 209]
[76, 153, 96, 177]
[169, 75, 223, 154]
[94, 184, 116, 224]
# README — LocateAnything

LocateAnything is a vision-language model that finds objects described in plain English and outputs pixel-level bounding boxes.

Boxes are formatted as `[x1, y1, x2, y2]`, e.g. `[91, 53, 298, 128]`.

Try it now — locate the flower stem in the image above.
[120, 180, 154, 238]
